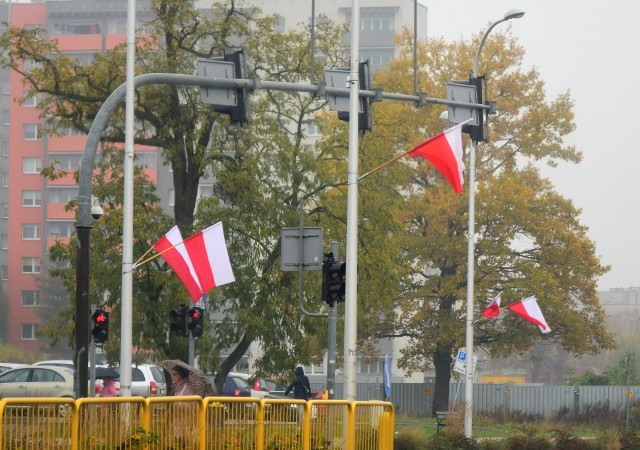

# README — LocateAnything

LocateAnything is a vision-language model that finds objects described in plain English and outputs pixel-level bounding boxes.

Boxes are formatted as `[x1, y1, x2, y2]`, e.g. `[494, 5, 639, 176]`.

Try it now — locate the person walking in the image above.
[98, 375, 119, 397]
[284, 367, 312, 423]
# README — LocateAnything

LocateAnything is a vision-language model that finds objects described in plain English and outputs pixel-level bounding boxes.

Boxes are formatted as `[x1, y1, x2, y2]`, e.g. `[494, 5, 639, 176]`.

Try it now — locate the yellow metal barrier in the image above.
[0, 396, 393, 450]
[0, 397, 75, 450]
[76, 396, 147, 449]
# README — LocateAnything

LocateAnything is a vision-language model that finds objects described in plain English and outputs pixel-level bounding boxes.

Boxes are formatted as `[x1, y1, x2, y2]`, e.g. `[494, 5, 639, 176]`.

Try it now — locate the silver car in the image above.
[110, 364, 167, 397]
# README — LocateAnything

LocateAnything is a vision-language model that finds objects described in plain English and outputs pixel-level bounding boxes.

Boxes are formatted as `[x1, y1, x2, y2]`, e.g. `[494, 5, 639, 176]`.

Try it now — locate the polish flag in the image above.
[481, 292, 501, 319]
[410, 122, 466, 193]
[507, 296, 551, 334]
[154, 225, 203, 301]
[182, 222, 235, 293]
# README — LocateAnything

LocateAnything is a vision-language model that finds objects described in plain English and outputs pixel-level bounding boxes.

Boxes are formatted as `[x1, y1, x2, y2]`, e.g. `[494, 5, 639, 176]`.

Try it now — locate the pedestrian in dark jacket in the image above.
[285, 366, 312, 400]
[285, 367, 312, 423]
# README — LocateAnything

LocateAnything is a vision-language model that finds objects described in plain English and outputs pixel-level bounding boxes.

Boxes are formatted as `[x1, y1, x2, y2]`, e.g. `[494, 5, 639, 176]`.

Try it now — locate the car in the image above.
[33, 359, 76, 370]
[0, 363, 27, 374]
[106, 364, 167, 397]
[0, 365, 74, 398]
[226, 372, 269, 399]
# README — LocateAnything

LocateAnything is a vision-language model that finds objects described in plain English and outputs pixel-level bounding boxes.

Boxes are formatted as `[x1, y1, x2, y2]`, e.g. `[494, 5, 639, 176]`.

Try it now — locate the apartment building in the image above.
[0, 0, 157, 355]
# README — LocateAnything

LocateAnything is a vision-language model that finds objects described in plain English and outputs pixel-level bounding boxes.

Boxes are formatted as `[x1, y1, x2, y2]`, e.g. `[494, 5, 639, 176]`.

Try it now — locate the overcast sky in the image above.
[424, 0, 638, 292]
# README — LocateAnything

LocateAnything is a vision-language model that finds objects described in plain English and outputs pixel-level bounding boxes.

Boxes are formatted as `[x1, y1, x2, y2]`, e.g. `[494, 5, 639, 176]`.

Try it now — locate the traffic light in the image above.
[91, 308, 109, 344]
[213, 49, 249, 127]
[322, 255, 346, 304]
[338, 60, 373, 132]
[461, 75, 487, 143]
[188, 307, 204, 338]
[170, 305, 188, 337]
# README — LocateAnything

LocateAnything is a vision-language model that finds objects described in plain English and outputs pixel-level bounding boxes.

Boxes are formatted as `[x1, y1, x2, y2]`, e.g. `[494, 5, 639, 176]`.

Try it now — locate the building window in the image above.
[134, 151, 156, 169]
[2, 140, 9, 156]
[359, 357, 385, 374]
[48, 221, 74, 238]
[22, 190, 41, 207]
[22, 224, 40, 240]
[1, 203, 7, 218]
[21, 324, 38, 340]
[2, 79, 9, 95]
[47, 187, 78, 204]
[168, 189, 175, 206]
[22, 157, 42, 174]
[22, 257, 41, 274]
[21, 290, 39, 307]
[22, 91, 37, 108]
[303, 364, 326, 375]
[23, 124, 43, 141]
[1, 265, 7, 280]
[361, 17, 393, 31]
[52, 154, 81, 171]
[1, 172, 8, 188]
[2, 110, 9, 126]
[307, 120, 321, 136]
[0, 234, 7, 250]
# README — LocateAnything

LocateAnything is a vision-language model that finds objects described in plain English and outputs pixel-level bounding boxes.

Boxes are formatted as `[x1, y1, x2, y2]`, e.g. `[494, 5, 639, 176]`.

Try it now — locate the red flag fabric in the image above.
[507, 296, 551, 334]
[410, 122, 465, 193]
[482, 292, 501, 319]
[154, 225, 203, 301]
[154, 222, 235, 301]
[182, 222, 235, 293]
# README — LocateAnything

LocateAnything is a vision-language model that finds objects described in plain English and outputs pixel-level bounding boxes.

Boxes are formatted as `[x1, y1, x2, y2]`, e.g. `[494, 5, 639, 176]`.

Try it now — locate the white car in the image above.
[107, 364, 167, 397]
[0, 365, 74, 398]
[0, 363, 27, 374]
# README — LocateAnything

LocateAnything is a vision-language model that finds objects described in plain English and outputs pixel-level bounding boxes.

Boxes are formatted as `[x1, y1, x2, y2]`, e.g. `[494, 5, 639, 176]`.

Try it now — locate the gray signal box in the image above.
[280, 227, 323, 271]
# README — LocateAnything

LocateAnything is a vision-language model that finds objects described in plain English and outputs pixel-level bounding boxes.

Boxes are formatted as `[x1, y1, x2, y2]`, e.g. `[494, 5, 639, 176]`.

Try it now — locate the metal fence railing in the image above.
[0, 396, 394, 450]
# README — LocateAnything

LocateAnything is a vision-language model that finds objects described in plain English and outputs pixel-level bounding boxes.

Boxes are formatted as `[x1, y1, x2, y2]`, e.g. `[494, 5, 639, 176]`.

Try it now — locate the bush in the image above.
[394, 427, 428, 450]
[503, 426, 553, 450]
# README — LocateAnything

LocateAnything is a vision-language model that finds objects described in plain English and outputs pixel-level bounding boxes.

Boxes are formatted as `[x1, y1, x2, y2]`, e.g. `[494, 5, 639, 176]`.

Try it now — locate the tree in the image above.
[320, 29, 615, 413]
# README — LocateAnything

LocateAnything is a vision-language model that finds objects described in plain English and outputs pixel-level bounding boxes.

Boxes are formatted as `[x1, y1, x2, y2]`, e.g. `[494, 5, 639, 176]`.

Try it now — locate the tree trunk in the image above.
[432, 348, 453, 415]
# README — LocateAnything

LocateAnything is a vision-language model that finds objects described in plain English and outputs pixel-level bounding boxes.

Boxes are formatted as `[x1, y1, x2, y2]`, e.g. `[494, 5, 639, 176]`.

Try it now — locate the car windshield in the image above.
[112, 367, 144, 381]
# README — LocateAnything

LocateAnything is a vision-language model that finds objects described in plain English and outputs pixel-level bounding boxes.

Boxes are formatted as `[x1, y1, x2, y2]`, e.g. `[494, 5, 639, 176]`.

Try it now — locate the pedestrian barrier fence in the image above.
[0, 396, 394, 450]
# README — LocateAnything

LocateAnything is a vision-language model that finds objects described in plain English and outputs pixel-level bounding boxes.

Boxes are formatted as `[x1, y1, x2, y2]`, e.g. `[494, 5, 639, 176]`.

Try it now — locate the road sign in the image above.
[445, 82, 479, 125]
[453, 348, 477, 375]
[280, 227, 323, 271]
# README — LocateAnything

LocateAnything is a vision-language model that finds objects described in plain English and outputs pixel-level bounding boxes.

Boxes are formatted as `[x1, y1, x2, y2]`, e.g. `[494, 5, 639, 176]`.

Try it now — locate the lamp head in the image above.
[504, 8, 525, 20]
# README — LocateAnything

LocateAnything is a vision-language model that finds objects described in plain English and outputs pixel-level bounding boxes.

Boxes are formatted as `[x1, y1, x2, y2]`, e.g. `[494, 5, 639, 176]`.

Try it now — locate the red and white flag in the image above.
[410, 122, 466, 193]
[182, 222, 235, 293]
[154, 225, 203, 301]
[507, 296, 551, 334]
[481, 292, 501, 319]
[154, 222, 235, 301]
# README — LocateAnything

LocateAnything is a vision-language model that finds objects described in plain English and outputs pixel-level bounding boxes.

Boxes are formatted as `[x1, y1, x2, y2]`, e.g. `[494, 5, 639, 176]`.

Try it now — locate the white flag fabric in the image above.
[154, 222, 235, 301]
[507, 296, 551, 333]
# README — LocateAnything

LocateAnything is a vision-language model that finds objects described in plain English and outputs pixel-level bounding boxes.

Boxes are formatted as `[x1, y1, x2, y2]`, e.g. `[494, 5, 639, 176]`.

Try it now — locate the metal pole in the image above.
[327, 241, 338, 399]
[343, 0, 360, 402]
[119, 0, 136, 397]
[626, 355, 631, 430]
[73, 226, 91, 398]
[464, 10, 524, 438]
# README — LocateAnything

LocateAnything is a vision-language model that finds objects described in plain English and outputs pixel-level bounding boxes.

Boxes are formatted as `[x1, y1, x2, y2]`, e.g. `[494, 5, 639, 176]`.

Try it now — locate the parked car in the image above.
[0, 365, 74, 398]
[107, 364, 167, 397]
[33, 359, 75, 370]
[0, 363, 27, 373]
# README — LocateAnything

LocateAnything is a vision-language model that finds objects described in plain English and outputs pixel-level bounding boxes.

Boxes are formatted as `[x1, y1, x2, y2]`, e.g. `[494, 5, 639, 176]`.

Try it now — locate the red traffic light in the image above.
[95, 313, 107, 323]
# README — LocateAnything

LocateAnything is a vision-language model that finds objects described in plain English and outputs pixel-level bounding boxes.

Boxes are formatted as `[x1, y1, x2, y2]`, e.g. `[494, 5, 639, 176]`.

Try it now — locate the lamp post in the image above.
[464, 8, 524, 438]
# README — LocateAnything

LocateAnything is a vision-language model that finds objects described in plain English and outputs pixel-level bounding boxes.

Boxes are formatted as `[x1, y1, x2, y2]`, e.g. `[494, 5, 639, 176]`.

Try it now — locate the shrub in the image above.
[503, 426, 553, 450]
[394, 427, 428, 450]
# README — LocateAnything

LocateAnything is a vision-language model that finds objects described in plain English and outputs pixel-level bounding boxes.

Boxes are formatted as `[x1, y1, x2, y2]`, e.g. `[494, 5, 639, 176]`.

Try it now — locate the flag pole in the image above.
[132, 240, 184, 269]
[358, 119, 473, 182]
[132, 244, 156, 267]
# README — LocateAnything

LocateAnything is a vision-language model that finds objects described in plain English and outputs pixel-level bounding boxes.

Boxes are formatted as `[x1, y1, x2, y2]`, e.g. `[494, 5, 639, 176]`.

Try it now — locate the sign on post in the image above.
[280, 227, 323, 271]
[445, 82, 479, 125]
[453, 348, 477, 375]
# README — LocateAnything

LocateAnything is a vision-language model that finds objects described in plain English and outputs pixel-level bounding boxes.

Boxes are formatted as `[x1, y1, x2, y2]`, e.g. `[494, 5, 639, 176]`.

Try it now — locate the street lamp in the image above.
[464, 8, 524, 438]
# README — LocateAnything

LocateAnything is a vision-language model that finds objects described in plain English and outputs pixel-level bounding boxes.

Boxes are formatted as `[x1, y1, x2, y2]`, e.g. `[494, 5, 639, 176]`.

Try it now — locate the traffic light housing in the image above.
[170, 305, 188, 337]
[461, 75, 487, 142]
[322, 256, 346, 304]
[91, 308, 109, 344]
[338, 60, 373, 132]
[213, 50, 249, 127]
[188, 307, 204, 338]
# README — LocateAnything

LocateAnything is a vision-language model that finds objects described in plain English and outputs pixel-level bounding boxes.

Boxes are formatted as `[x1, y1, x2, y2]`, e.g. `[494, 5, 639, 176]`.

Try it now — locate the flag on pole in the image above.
[409, 122, 466, 193]
[182, 222, 235, 293]
[153, 222, 235, 301]
[154, 226, 203, 301]
[481, 292, 501, 319]
[507, 296, 551, 333]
